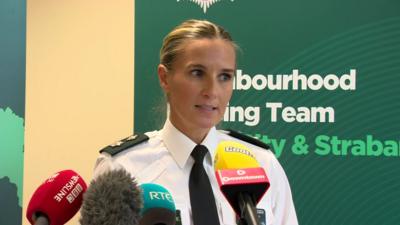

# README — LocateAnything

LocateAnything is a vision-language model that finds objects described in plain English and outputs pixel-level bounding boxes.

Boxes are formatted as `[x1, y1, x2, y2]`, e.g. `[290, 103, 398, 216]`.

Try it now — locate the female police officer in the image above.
[93, 19, 298, 225]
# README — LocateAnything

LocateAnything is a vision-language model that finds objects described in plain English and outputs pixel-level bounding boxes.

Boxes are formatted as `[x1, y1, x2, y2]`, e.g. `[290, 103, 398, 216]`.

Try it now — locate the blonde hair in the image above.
[160, 19, 237, 70]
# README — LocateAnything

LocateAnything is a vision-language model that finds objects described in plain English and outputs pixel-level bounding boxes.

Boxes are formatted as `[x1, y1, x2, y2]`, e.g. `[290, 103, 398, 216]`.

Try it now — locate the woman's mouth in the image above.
[195, 104, 217, 111]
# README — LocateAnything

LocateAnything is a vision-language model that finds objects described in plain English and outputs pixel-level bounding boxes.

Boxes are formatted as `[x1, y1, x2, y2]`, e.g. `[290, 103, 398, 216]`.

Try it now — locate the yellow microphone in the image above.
[214, 141, 270, 225]
[214, 141, 259, 170]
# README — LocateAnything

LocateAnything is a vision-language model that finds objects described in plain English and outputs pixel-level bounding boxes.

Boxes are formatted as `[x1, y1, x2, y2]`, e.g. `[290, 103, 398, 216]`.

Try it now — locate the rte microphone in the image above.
[26, 169, 87, 225]
[214, 141, 270, 225]
[139, 183, 176, 225]
[79, 169, 143, 225]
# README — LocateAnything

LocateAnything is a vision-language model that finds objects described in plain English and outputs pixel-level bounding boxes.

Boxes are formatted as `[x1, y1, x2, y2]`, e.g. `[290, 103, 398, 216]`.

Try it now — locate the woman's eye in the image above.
[219, 73, 233, 81]
[190, 69, 203, 77]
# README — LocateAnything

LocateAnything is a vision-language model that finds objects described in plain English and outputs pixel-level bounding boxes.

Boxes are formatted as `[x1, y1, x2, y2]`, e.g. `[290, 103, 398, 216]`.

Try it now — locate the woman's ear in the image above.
[157, 64, 170, 93]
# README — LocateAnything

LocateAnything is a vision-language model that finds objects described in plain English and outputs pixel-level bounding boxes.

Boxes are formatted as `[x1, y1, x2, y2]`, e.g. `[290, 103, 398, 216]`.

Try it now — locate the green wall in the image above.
[0, 0, 26, 224]
[135, 1, 400, 224]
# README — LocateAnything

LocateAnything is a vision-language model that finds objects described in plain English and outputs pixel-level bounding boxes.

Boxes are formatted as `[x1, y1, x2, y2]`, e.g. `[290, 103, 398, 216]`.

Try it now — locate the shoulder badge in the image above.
[100, 134, 149, 156]
[223, 129, 270, 150]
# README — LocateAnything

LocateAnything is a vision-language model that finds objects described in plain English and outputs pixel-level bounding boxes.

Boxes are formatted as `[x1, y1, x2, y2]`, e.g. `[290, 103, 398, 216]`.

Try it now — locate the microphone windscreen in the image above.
[139, 183, 176, 225]
[26, 170, 87, 225]
[79, 169, 143, 225]
[214, 141, 259, 170]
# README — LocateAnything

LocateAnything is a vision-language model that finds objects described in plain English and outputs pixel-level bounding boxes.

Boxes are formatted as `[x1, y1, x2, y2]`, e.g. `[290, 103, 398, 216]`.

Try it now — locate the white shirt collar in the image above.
[160, 118, 219, 168]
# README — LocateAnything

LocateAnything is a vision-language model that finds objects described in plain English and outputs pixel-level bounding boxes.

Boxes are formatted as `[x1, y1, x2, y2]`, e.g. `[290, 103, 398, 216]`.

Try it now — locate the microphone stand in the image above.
[33, 213, 49, 225]
[237, 192, 260, 225]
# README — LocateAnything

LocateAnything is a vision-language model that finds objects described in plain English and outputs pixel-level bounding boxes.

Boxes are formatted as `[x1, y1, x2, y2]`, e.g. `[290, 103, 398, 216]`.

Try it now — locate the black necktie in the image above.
[189, 145, 220, 225]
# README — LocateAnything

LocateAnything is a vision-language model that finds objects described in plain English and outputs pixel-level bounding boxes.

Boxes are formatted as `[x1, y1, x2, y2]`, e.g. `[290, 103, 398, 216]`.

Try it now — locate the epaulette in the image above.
[100, 134, 149, 156]
[223, 129, 270, 150]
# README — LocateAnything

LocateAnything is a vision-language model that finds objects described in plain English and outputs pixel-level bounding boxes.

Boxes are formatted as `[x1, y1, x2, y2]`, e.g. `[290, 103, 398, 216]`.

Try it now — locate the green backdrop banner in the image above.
[0, 0, 26, 224]
[135, 1, 400, 224]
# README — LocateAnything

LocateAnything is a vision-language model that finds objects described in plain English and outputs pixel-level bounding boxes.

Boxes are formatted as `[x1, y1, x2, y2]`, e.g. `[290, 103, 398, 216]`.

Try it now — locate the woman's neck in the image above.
[169, 118, 210, 144]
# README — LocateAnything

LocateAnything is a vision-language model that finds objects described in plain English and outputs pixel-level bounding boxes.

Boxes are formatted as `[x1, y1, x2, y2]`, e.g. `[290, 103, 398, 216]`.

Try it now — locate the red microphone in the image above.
[26, 170, 87, 225]
[214, 141, 270, 225]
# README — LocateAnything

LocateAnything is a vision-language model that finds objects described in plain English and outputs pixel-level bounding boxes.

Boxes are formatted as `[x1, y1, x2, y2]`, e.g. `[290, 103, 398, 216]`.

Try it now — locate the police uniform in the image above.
[93, 118, 298, 225]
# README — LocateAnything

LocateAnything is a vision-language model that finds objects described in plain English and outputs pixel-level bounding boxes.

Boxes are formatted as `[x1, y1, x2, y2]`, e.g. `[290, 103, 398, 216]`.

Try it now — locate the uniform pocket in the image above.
[136, 159, 166, 183]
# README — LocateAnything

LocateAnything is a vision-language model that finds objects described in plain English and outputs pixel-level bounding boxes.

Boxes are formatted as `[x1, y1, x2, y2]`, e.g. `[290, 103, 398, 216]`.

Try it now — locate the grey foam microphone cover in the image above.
[80, 169, 143, 225]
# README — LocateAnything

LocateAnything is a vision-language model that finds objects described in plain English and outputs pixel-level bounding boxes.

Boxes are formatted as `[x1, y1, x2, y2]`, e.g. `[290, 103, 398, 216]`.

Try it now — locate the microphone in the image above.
[26, 170, 87, 225]
[214, 141, 270, 225]
[139, 183, 176, 225]
[79, 169, 143, 225]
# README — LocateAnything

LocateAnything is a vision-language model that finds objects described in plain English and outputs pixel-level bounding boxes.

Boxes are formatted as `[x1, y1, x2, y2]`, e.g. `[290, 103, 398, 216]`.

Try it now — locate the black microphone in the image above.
[79, 169, 143, 225]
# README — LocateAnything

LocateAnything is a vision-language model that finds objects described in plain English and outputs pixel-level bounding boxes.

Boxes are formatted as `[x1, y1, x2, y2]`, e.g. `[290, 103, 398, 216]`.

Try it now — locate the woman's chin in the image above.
[194, 118, 219, 130]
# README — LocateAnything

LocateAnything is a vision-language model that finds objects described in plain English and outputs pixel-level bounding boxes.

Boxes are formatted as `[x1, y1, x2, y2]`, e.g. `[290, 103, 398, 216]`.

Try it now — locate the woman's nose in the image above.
[201, 77, 218, 99]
